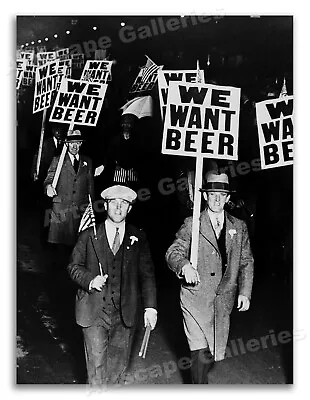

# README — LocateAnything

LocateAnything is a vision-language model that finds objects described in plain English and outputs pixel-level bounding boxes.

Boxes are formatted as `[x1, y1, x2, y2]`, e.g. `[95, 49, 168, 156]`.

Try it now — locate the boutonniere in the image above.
[129, 235, 138, 246]
[228, 229, 237, 238]
[83, 161, 88, 167]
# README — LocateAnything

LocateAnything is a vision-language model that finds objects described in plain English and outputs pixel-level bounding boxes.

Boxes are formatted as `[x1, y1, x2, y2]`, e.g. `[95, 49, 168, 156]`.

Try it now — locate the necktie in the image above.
[112, 227, 120, 255]
[214, 217, 222, 239]
[73, 156, 79, 173]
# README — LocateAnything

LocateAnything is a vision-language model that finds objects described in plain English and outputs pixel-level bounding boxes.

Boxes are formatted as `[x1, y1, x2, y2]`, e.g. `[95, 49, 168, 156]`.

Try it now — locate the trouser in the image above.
[82, 312, 132, 387]
[190, 346, 215, 384]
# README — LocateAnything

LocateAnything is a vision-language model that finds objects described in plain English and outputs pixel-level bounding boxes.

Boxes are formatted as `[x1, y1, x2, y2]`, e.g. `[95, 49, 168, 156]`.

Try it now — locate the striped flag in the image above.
[141, 56, 160, 83]
[79, 195, 96, 234]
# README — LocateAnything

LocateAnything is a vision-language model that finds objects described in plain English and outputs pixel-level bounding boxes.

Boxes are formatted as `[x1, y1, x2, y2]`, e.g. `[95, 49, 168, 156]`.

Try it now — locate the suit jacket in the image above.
[166, 210, 254, 361]
[44, 153, 95, 245]
[67, 222, 157, 328]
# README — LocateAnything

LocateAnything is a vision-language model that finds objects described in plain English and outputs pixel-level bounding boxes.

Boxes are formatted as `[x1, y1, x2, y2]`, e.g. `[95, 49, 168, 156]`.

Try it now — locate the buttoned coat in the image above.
[166, 210, 254, 361]
[44, 153, 94, 245]
[67, 223, 157, 328]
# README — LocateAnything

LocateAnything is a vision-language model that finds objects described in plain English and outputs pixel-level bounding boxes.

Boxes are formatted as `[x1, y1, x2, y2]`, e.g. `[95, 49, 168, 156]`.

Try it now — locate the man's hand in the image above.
[237, 295, 250, 311]
[94, 165, 104, 177]
[144, 308, 157, 330]
[182, 263, 200, 285]
[46, 184, 57, 197]
[90, 274, 108, 291]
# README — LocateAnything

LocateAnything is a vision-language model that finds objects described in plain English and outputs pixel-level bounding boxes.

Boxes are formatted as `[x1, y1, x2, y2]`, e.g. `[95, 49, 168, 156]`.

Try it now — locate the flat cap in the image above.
[101, 185, 137, 203]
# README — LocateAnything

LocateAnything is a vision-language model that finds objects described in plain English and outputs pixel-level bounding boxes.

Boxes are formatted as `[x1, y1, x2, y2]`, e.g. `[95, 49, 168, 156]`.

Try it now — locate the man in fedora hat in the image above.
[166, 172, 254, 384]
[44, 129, 94, 250]
[67, 185, 157, 386]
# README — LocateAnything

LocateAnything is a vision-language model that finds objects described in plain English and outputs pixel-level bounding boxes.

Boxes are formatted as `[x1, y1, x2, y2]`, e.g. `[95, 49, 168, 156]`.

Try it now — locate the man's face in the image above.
[204, 191, 230, 213]
[104, 198, 132, 224]
[52, 128, 62, 141]
[67, 141, 82, 156]
[121, 120, 132, 140]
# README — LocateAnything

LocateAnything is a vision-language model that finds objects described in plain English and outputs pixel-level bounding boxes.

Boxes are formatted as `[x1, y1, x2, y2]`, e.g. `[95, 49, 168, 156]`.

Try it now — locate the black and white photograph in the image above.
[14, 9, 298, 389]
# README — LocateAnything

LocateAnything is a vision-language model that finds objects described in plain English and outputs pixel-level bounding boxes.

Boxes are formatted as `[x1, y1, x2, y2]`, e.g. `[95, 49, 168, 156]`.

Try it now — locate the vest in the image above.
[217, 219, 227, 276]
[96, 229, 124, 325]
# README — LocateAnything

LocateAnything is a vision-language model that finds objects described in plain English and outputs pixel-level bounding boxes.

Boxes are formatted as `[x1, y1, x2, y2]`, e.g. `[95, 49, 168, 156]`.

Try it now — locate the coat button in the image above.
[73, 190, 76, 194]
[103, 297, 105, 301]
[112, 291, 114, 294]
[211, 272, 215, 276]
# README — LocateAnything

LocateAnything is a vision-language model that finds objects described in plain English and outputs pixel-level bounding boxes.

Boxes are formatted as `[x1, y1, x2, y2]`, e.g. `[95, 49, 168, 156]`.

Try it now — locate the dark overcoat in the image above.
[44, 153, 94, 245]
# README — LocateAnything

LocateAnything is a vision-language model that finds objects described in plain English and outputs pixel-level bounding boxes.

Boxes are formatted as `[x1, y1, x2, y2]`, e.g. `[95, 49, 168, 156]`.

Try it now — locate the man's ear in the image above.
[127, 205, 132, 214]
[103, 202, 108, 211]
[225, 194, 231, 203]
[202, 192, 208, 202]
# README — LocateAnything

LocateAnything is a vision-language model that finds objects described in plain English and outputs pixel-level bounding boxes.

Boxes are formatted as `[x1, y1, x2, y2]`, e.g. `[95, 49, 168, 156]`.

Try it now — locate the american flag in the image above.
[79, 195, 96, 234]
[140, 57, 161, 83]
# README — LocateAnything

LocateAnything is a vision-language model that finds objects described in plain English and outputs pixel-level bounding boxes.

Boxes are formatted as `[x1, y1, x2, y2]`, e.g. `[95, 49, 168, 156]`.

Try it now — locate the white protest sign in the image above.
[37, 51, 57, 66]
[16, 59, 27, 89]
[56, 48, 70, 60]
[59, 59, 72, 77]
[19, 52, 35, 64]
[33, 60, 67, 113]
[81, 60, 113, 83]
[162, 82, 241, 160]
[49, 78, 108, 126]
[22, 64, 37, 86]
[158, 69, 205, 120]
[255, 96, 293, 169]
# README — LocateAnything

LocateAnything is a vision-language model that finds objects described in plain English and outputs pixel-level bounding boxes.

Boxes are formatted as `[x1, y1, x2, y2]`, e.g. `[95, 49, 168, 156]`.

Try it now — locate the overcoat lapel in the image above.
[225, 211, 235, 256]
[63, 153, 76, 176]
[199, 210, 220, 255]
[90, 223, 108, 276]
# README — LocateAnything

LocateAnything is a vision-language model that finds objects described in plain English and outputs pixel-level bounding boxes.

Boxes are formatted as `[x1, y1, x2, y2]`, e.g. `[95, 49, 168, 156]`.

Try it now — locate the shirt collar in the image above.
[68, 152, 79, 163]
[207, 209, 225, 225]
[105, 218, 126, 233]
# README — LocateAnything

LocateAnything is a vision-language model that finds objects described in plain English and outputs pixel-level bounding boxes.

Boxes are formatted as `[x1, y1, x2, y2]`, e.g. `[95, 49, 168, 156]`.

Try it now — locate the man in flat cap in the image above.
[44, 129, 94, 252]
[67, 185, 157, 386]
[166, 172, 254, 384]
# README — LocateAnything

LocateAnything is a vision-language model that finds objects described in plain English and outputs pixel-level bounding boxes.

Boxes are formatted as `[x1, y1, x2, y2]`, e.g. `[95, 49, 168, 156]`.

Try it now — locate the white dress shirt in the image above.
[207, 209, 225, 235]
[105, 219, 125, 250]
[68, 152, 80, 165]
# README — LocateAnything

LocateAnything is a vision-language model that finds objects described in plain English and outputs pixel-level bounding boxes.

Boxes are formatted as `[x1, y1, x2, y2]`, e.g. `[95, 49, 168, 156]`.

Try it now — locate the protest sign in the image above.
[59, 59, 72, 77]
[162, 81, 241, 160]
[158, 69, 205, 119]
[16, 59, 27, 89]
[19, 51, 35, 65]
[71, 53, 85, 69]
[33, 60, 68, 114]
[56, 48, 70, 60]
[81, 60, 112, 83]
[49, 78, 107, 126]
[255, 96, 293, 169]
[37, 51, 57, 66]
[22, 64, 37, 86]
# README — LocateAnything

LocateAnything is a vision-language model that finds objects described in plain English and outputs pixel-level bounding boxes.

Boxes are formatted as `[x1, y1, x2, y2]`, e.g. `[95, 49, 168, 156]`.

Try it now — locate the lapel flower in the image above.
[130, 235, 138, 245]
[83, 161, 88, 167]
[228, 229, 237, 239]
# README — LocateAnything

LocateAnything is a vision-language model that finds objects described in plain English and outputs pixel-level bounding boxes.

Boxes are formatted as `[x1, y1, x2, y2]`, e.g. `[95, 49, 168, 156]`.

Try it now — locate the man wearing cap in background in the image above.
[166, 172, 254, 384]
[44, 129, 94, 255]
[67, 184, 157, 386]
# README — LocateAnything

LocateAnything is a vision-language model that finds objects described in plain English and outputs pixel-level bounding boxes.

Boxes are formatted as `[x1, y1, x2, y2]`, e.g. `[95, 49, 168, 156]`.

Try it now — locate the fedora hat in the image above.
[200, 172, 232, 193]
[65, 129, 85, 142]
